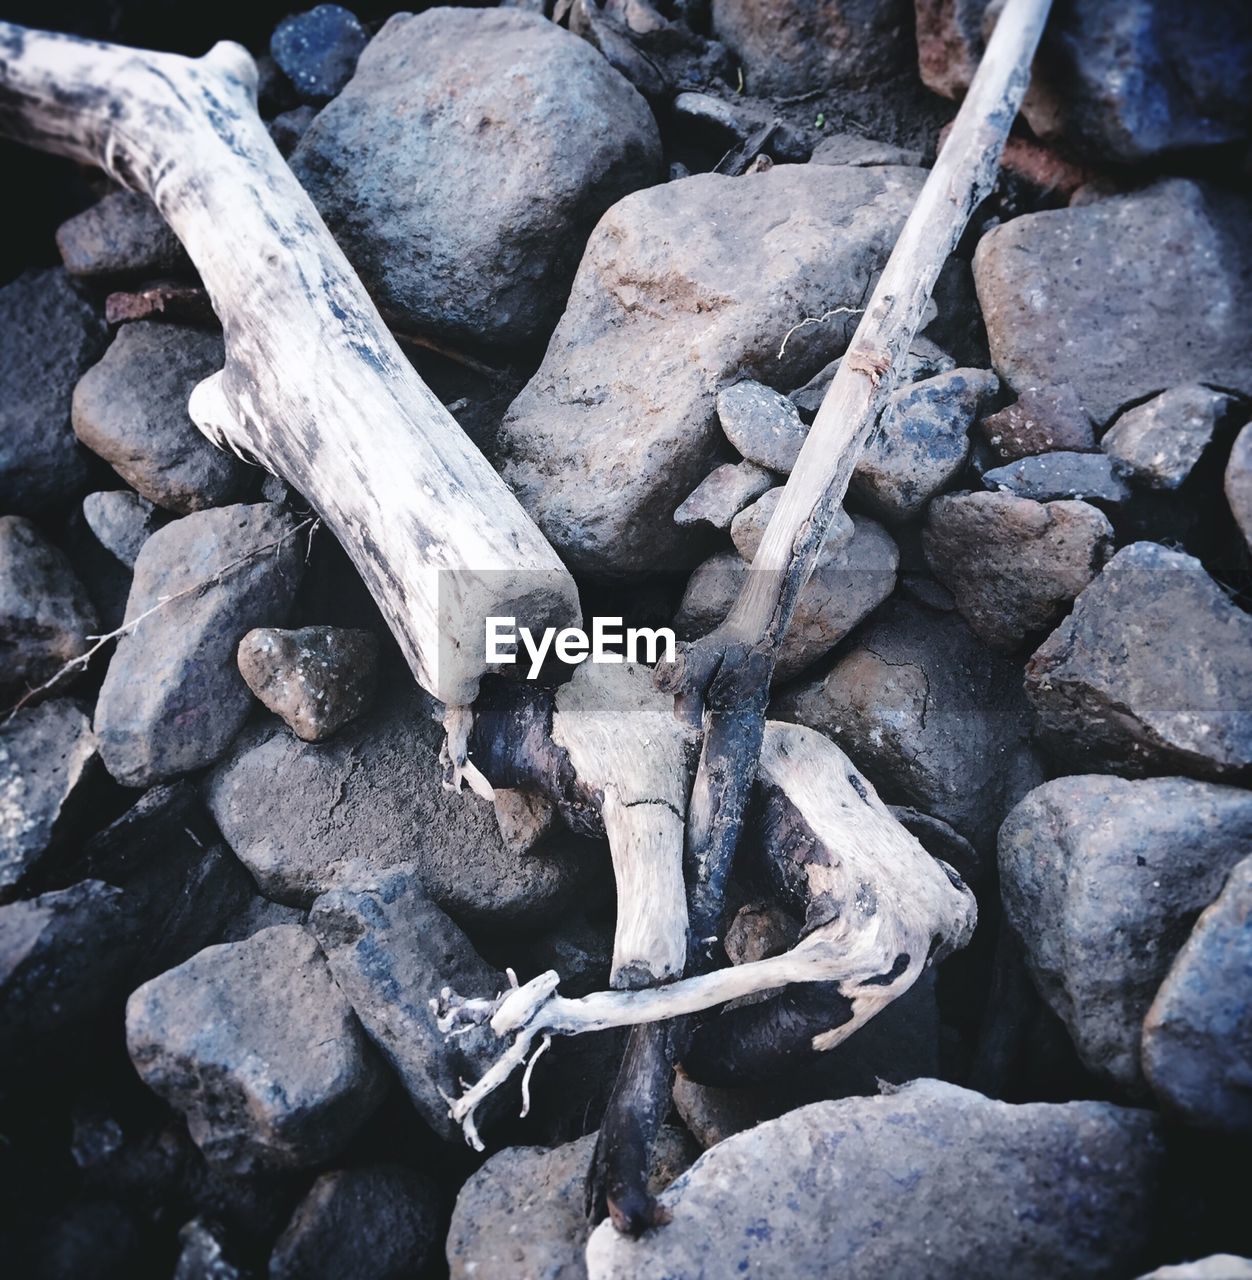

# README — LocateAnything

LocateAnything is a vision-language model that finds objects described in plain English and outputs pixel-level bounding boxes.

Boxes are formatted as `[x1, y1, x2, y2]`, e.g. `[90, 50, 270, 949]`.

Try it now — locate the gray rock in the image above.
[716, 381, 808, 473]
[56, 191, 189, 281]
[500, 163, 925, 574]
[206, 682, 605, 921]
[1142, 853, 1252, 1133]
[0, 516, 98, 706]
[291, 8, 660, 344]
[982, 451, 1131, 504]
[809, 131, 923, 167]
[789, 337, 954, 419]
[126, 925, 384, 1172]
[268, 105, 318, 158]
[94, 503, 304, 788]
[1137, 1258, 1252, 1280]
[674, 461, 774, 531]
[0, 268, 108, 513]
[730, 486, 854, 563]
[775, 599, 1044, 849]
[999, 775, 1252, 1089]
[0, 700, 97, 900]
[677, 515, 897, 680]
[1025, 542, 1252, 779]
[850, 368, 999, 522]
[308, 870, 505, 1140]
[976, 384, 1095, 461]
[173, 1217, 245, 1280]
[82, 490, 167, 568]
[585, 1079, 1163, 1279]
[923, 491, 1112, 651]
[269, 1165, 438, 1280]
[974, 181, 1252, 428]
[1228, 423, 1252, 549]
[1102, 384, 1234, 490]
[72, 322, 251, 514]
[237, 626, 378, 742]
[270, 4, 367, 105]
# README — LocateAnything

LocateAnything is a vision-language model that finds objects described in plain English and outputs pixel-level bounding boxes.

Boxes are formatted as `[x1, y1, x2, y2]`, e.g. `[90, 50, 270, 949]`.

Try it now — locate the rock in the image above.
[269, 1165, 438, 1280]
[729, 486, 854, 563]
[711, 0, 912, 94]
[923, 492, 1112, 651]
[999, 775, 1252, 1090]
[1102, 385, 1235, 490]
[237, 626, 378, 742]
[586, 1078, 1163, 1279]
[775, 599, 1044, 849]
[82, 490, 167, 568]
[982, 451, 1131, 505]
[1025, 542, 1252, 779]
[673, 461, 774, 531]
[0, 268, 108, 513]
[915, 0, 989, 99]
[173, 1217, 245, 1280]
[270, 4, 367, 105]
[56, 190, 189, 281]
[308, 870, 506, 1140]
[788, 338, 956, 419]
[1142, 854, 1252, 1134]
[268, 105, 318, 157]
[724, 901, 799, 966]
[206, 681, 604, 921]
[809, 131, 923, 167]
[1137, 1259, 1252, 1280]
[500, 163, 925, 574]
[0, 516, 98, 706]
[716, 381, 808, 473]
[126, 925, 385, 1172]
[974, 181, 1252, 429]
[0, 700, 97, 900]
[850, 368, 999, 522]
[1227, 423, 1252, 548]
[976, 384, 1095, 461]
[671, 1075, 773, 1150]
[291, 8, 660, 344]
[94, 503, 304, 788]
[677, 515, 897, 680]
[72, 322, 251, 514]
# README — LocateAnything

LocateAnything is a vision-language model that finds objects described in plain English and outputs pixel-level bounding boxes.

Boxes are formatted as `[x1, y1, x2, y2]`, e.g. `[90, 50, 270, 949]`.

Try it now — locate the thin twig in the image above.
[777, 306, 864, 359]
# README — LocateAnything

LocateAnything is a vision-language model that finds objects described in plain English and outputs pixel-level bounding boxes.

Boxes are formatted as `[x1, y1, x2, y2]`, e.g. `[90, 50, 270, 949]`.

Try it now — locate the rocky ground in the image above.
[1, 1, 1251, 1277]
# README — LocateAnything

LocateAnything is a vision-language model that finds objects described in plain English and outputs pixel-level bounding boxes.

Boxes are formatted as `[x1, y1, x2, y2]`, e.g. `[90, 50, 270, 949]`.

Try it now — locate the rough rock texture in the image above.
[586, 1079, 1163, 1279]
[677, 515, 897, 679]
[270, 4, 367, 105]
[914, 0, 990, 99]
[0, 700, 97, 899]
[730, 487, 855, 563]
[269, 1165, 438, 1280]
[1102, 384, 1234, 490]
[500, 163, 925, 573]
[674, 461, 774, 530]
[974, 181, 1252, 429]
[976, 384, 1095, 462]
[0, 268, 108, 514]
[291, 7, 661, 344]
[1138, 1259, 1252, 1280]
[1142, 854, 1252, 1134]
[82, 490, 166, 568]
[94, 503, 304, 788]
[55, 191, 189, 281]
[126, 926, 384, 1172]
[775, 599, 1044, 849]
[1228, 423, 1252, 548]
[982, 452, 1131, 505]
[207, 683, 603, 922]
[716, 380, 808, 473]
[0, 516, 98, 706]
[237, 626, 378, 742]
[851, 368, 999, 523]
[999, 775, 1252, 1089]
[923, 492, 1112, 651]
[1025, 542, 1252, 780]
[72, 322, 250, 514]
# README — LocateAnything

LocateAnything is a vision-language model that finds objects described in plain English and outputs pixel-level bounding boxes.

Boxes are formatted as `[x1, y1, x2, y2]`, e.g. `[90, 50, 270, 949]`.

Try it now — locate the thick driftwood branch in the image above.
[0, 22, 579, 709]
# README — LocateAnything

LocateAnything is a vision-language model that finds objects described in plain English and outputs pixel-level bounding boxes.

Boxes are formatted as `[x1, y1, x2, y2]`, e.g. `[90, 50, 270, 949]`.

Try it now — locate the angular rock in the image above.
[724, 900, 799, 966]
[923, 491, 1112, 651]
[0, 700, 97, 899]
[173, 1217, 245, 1280]
[1137, 1259, 1252, 1280]
[1142, 854, 1252, 1134]
[0, 516, 98, 706]
[270, 4, 367, 105]
[269, 1165, 438, 1280]
[237, 625, 378, 742]
[500, 163, 925, 573]
[775, 599, 1044, 849]
[72, 322, 251, 514]
[126, 925, 384, 1172]
[976, 384, 1095, 461]
[82, 490, 167, 568]
[1025, 542, 1252, 779]
[730, 486, 854, 563]
[850, 368, 999, 522]
[1228, 423, 1252, 549]
[982, 451, 1131, 505]
[0, 268, 108, 514]
[974, 181, 1252, 428]
[999, 775, 1252, 1089]
[94, 503, 304, 788]
[291, 8, 660, 344]
[716, 381, 808, 473]
[915, 0, 989, 99]
[674, 461, 774, 530]
[586, 1079, 1163, 1279]
[677, 515, 897, 680]
[1102, 384, 1234, 490]
[56, 190, 189, 281]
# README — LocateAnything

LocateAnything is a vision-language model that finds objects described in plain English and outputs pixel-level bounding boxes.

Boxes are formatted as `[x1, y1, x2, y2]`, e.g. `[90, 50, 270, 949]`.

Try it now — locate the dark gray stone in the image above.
[173, 1217, 245, 1280]
[1102, 384, 1235, 489]
[982, 451, 1131, 504]
[976, 384, 1095, 462]
[56, 190, 189, 281]
[82, 490, 167, 568]
[1228, 422, 1252, 549]
[716, 380, 808, 473]
[270, 4, 367, 105]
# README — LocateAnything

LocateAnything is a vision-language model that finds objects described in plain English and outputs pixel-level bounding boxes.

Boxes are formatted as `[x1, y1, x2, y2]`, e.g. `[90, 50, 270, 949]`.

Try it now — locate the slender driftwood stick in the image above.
[0, 23, 579, 711]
